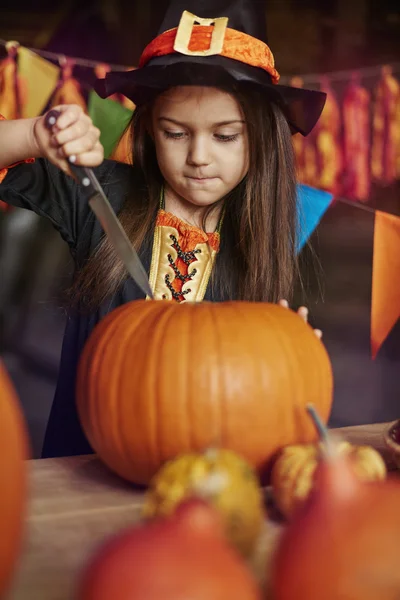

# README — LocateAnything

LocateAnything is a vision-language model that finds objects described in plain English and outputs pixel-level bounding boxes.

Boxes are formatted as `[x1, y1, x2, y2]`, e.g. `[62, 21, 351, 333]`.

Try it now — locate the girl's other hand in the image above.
[278, 299, 323, 339]
[33, 104, 104, 176]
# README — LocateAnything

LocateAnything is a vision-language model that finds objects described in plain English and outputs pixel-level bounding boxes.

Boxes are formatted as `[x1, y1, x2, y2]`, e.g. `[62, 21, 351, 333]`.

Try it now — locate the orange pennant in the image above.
[0, 43, 28, 120]
[290, 77, 319, 187]
[371, 66, 400, 184]
[371, 210, 400, 358]
[342, 74, 371, 201]
[315, 76, 343, 195]
[50, 59, 86, 112]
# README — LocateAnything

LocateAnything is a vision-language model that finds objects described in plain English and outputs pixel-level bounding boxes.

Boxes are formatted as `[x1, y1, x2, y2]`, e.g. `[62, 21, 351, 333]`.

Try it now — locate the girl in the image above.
[0, 0, 326, 458]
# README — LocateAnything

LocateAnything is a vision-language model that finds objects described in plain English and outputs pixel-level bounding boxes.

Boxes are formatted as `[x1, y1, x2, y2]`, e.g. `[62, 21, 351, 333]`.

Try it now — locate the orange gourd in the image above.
[77, 300, 333, 484]
[77, 498, 262, 600]
[0, 361, 29, 596]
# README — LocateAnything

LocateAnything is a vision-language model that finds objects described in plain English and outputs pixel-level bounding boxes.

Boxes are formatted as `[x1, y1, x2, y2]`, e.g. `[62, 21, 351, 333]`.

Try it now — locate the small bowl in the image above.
[384, 420, 400, 470]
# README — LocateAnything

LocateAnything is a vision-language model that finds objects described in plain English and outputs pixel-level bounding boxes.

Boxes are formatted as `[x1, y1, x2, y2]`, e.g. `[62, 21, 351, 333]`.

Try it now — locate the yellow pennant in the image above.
[17, 47, 59, 118]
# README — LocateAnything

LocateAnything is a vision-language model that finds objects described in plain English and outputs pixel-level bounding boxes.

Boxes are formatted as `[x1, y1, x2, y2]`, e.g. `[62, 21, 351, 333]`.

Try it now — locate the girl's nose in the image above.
[187, 135, 211, 167]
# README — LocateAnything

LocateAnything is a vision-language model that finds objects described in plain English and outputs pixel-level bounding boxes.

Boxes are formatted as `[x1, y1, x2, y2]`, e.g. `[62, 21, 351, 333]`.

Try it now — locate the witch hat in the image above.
[96, 0, 326, 136]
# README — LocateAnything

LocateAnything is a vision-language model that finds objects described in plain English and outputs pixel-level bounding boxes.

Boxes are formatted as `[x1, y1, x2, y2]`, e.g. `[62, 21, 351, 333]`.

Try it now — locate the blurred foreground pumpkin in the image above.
[272, 406, 400, 600]
[77, 498, 262, 600]
[77, 300, 333, 484]
[143, 447, 265, 557]
[272, 440, 387, 518]
[0, 362, 29, 596]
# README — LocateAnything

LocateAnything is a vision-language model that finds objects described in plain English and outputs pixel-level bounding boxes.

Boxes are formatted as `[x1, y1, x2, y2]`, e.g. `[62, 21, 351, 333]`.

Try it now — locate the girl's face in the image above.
[151, 86, 249, 210]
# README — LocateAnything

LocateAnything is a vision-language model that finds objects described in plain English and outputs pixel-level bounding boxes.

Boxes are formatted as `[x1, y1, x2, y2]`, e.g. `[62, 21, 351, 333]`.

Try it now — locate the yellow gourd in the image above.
[143, 448, 265, 558]
[271, 441, 387, 519]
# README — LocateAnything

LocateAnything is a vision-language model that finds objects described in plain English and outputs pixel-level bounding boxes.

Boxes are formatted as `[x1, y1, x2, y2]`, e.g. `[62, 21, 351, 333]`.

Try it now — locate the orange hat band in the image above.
[138, 25, 280, 85]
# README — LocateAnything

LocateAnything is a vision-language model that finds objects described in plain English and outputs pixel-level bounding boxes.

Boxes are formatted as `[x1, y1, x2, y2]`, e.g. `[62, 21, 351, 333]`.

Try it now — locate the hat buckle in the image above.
[173, 10, 228, 57]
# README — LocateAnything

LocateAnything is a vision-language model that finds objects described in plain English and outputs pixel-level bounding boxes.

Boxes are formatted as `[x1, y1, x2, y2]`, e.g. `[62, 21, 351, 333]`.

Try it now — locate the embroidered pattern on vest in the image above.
[147, 209, 220, 303]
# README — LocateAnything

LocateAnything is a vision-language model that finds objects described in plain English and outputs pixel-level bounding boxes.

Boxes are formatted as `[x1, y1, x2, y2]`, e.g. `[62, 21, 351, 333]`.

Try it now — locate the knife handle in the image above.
[44, 109, 98, 197]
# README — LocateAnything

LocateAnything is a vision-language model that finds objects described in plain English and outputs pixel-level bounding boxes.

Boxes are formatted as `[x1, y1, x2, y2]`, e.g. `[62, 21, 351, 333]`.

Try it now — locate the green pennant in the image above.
[88, 90, 134, 159]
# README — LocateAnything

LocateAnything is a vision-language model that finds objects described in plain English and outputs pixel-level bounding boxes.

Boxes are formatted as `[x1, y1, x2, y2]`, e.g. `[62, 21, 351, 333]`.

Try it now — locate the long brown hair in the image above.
[67, 82, 298, 310]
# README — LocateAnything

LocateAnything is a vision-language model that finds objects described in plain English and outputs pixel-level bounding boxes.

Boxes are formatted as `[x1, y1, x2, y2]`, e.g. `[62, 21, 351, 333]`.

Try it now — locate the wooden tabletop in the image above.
[6, 421, 399, 600]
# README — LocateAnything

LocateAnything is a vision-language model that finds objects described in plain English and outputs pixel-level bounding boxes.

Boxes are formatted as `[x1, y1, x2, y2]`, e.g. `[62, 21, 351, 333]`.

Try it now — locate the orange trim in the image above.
[0, 114, 35, 185]
[156, 209, 220, 252]
[139, 26, 280, 84]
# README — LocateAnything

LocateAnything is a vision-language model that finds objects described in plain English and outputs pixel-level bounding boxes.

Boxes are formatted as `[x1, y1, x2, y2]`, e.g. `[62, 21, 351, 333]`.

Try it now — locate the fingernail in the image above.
[279, 299, 289, 308]
[314, 329, 323, 339]
[69, 155, 76, 163]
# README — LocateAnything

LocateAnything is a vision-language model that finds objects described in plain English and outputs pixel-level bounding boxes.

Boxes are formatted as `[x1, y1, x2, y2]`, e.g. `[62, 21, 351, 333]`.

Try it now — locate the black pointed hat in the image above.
[95, 0, 326, 136]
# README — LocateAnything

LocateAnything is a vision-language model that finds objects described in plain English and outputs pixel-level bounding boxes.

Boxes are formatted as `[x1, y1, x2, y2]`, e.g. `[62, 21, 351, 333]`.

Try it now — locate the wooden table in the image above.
[6, 422, 399, 600]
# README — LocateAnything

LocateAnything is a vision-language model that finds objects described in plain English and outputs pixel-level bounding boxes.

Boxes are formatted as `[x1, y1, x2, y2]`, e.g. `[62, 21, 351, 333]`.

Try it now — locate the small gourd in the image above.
[143, 447, 265, 558]
[271, 439, 387, 519]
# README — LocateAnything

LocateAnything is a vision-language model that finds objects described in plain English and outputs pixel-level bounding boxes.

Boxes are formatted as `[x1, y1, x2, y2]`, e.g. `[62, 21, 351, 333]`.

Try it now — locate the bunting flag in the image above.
[0, 54, 18, 119]
[0, 46, 22, 211]
[371, 210, 400, 358]
[93, 65, 135, 163]
[88, 90, 133, 159]
[0, 42, 27, 119]
[290, 77, 319, 188]
[296, 184, 333, 252]
[17, 46, 59, 118]
[0, 38, 400, 359]
[371, 65, 400, 184]
[342, 74, 371, 201]
[50, 59, 87, 112]
[315, 76, 343, 195]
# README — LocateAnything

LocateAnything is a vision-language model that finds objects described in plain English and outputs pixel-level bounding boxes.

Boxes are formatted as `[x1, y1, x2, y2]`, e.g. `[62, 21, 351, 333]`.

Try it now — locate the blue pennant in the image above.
[296, 184, 333, 253]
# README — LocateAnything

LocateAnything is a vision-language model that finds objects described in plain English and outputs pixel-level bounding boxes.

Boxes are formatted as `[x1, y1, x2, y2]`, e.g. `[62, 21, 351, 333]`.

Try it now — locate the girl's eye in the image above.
[164, 131, 185, 140]
[215, 133, 239, 143]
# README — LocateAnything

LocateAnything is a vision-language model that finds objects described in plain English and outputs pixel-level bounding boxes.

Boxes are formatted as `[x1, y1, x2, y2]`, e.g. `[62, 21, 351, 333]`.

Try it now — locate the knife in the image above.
[44, 109, 154, 299]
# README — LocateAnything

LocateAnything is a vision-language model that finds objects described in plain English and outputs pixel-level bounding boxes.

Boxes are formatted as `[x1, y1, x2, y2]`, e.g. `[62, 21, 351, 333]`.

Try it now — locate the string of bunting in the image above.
[0, 38, 399, 358]
[1, 37, 399, 81]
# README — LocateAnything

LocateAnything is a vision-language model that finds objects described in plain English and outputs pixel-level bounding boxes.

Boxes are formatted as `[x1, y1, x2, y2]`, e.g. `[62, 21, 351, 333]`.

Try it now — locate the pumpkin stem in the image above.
[306, 404, 335, 458]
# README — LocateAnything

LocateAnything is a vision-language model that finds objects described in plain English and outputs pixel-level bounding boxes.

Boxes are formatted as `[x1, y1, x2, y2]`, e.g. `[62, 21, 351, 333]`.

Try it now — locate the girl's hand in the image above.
[33, 104, 104, 176]
[278, 299, 323, 340]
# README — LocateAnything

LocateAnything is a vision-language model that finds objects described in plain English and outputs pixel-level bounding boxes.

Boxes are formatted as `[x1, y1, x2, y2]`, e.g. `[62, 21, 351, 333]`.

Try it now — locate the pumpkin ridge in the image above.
[209, 302, 224, 448]
[154, 302, 178, 468]
[231, 302, 260, 452]
[132, 302, 169, 478]
[118, 305, 153, 476]
[312, 307, 331, 418]
[261, 306, 296, 443]
[98, 305, 138, 474]
[118, 302, 168, 481]
[102, 304, 136, 467]
[306, 312, 332, 424]
[268, 307, 316, 442]
[87, 313, 119, 455]
[186, 304, 194, 452]
[105, 310, 133, 464]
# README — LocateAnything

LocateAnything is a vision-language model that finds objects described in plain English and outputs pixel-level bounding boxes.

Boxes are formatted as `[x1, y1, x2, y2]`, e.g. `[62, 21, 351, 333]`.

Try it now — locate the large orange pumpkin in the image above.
[77, 300, 333, 484]
[0, 361, 29, 596]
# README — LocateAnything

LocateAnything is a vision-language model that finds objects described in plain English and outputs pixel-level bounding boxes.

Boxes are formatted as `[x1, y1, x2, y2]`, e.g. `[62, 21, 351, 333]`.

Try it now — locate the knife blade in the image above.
[44, 109, 154, 299]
